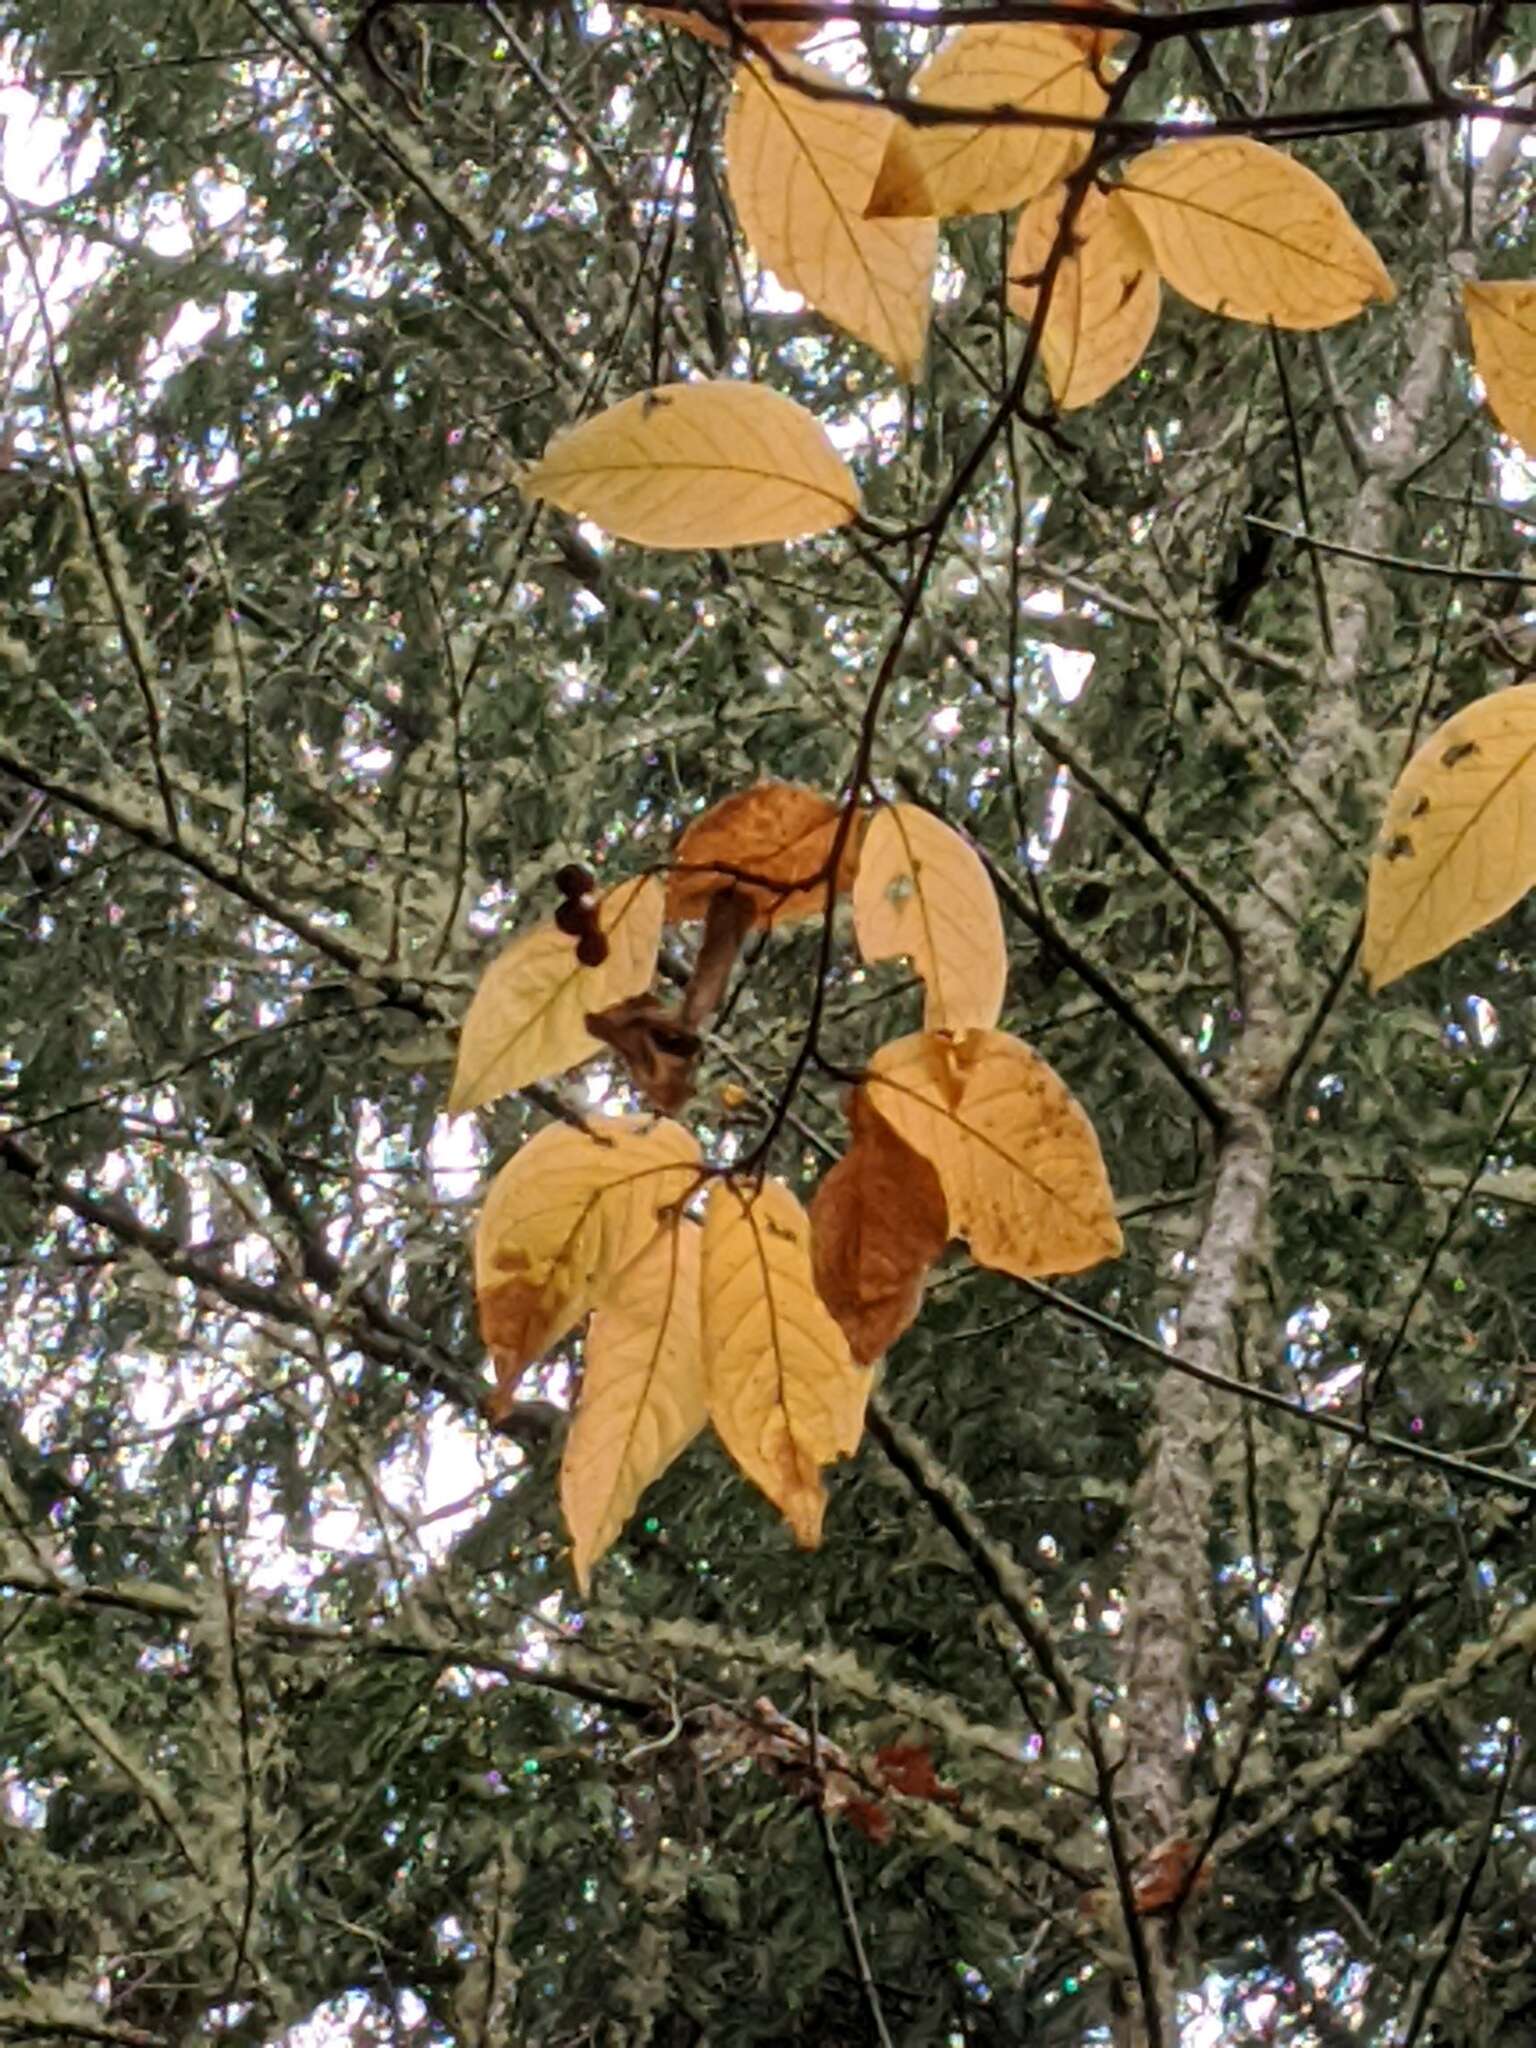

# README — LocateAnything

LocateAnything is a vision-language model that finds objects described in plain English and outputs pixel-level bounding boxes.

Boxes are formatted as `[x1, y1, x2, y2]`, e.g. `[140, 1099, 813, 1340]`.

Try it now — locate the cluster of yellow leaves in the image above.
[516, 20, 1397, 542]
[452, 782, 1121, 1584]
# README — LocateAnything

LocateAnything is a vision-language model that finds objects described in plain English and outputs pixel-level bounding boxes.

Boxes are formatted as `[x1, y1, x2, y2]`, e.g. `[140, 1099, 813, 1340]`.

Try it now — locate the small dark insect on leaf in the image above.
[1442, 740, 1480, 768]
[555, 863, 595, 897]
[576, 930, 610, 968]
[1382, 833, 1415, 862]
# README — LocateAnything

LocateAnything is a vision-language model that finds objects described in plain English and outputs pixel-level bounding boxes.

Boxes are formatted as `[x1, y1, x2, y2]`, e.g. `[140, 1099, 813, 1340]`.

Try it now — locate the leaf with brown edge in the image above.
[702, 1177, 869, 1547]
[561, 1216, 705, 1592]
[852, 803, 1007, 1032]
[810, 1088, 948, 1365]
[865, 1030, 1121, 1279]
[725, 55, 936, 382]
[865, 25, 1105, 221]
[668, 782, 861, 928]
[475, 1116, 700, 1418]
[523, 382, 860, 549]
[1119, 139, 1394, 330]
[1363, 683, 1536, 989]
[451, 876, 664, 1114]
[1463, 280, 1536, 455]
[1008, 185, 1160, 410]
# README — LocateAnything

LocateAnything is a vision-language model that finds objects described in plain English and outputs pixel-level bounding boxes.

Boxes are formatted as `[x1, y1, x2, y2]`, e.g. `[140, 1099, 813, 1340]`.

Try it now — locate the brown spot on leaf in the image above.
[1382, 833, 1415, 862]
[1442, 739, 1480, 768]
[1410, 793, 1431, 818]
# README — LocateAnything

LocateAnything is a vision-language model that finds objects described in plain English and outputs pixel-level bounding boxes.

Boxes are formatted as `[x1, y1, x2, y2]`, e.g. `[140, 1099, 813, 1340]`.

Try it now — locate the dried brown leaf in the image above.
[810, 1089, 949, 1364]
[668, 782, 860, 928]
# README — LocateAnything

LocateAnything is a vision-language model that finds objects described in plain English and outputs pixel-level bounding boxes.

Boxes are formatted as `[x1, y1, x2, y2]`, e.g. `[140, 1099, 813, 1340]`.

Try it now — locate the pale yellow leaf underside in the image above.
[852, 803, 1007, 1033]
[866, 24, 1104, 221]
[726, 56, 936, 382]
[475, 1116, 700, 1388]
[450, 876, 664, 1113]
[867, 1030, 1122, 1278]
[1009, 186, 1161, 409]
[562, 1217, 706, 1591]
[702, 1177, 868, 1547]
[523, 382, 860, 548]
[1119, 138, 1395, 330]
[1363, 683, 1536, 989]
[1463, 280, 1536, 456]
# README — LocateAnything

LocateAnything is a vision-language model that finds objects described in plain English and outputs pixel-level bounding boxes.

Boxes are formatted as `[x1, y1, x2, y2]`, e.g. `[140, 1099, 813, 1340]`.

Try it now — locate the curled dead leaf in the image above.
[1131, 1836, 1210, 1915]
[584, 995, 702, 1114]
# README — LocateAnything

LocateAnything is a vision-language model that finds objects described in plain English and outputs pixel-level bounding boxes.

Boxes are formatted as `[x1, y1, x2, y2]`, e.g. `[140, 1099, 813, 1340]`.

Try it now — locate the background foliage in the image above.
[5, 1, 1536, 2042]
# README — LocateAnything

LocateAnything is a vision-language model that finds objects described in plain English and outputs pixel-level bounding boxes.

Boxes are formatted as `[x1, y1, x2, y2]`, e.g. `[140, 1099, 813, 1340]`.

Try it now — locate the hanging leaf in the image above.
[522, 382, 860, 549]
[1008, 185, 1161, 409]
[638, 1, 817, 48]
[702, 1177, 869, 1547]
[475, 1116, 700, 1415]
[1118, 139, 1394, 329]
[725, 55, 937, 381]
[668, 781, 860, 927]
[561, 1216, 706, 1591]
[865, 25, 1105, 221]
[1462, 280, 1536, 455]
[1362, 684, 1536, 989]
[450, 876, 664, 1113]
[852, 803, 1007, 1032]
[865, 1030, 1121, 1278]
[810, 1088, 949, 1364]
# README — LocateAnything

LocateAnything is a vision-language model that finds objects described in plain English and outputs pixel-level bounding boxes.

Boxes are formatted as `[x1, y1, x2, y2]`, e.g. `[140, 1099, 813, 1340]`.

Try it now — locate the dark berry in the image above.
[554, 862, 594, 898]
[554, 900, 587, 937]
[576, 930, 609, 968]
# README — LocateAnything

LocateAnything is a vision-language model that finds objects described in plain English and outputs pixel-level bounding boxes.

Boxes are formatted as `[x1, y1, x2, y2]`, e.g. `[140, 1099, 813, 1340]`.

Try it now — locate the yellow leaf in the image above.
[1008, 185, 1160, 409]
[865, 25, 1105, 221]
[810, 1088, 949, 1364]
[702, 1177, 869, 1547]
[450, 876, 664, 1114]
[725, 55, 936, 381]
[1363, 684, 1536, 989]
[561, 1217, 706, 1591]
[522, 382, 860, 549]
[668, 781, 861, 927]
[866, 1030, 1121, 1278]
[475, 1116, 700, 1416]
[1118, 139, 1394, 330]
[852, 803, 1007, 1033]
[1463, 280, 1536, 455]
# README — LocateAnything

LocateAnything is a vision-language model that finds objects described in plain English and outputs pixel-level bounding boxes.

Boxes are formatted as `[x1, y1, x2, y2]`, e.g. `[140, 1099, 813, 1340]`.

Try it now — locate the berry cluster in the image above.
[553, 864, 608, 968]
